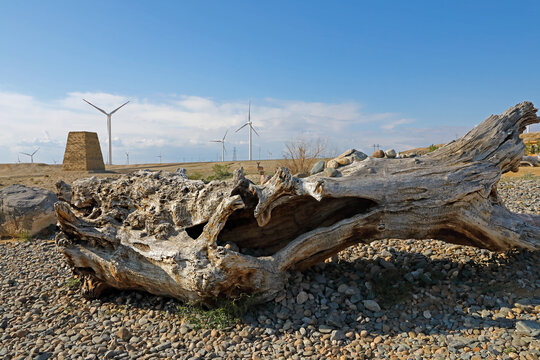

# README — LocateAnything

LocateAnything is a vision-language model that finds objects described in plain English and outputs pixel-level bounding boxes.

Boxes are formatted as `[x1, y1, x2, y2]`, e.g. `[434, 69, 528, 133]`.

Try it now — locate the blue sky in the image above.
[1, 1, 539, 164]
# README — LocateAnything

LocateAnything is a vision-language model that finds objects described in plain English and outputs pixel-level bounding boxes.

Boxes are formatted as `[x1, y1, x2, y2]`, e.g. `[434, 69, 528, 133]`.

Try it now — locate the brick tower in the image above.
[62, 132, 105, 171]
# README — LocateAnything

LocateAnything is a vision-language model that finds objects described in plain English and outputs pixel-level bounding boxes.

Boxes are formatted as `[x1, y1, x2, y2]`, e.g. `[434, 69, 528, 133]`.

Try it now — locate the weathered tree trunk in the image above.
[55, 102, 540, 304]
[521, 155, 540, 167]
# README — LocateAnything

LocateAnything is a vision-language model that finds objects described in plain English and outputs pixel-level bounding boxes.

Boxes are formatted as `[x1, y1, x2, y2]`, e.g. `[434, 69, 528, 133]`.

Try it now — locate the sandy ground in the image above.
[0, 160, 537, 193]
[500, 166, 540, 179]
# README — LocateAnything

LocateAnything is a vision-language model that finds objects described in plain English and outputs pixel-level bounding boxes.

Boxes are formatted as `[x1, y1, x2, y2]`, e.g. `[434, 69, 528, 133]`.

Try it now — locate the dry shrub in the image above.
[279, 137, 327, 175]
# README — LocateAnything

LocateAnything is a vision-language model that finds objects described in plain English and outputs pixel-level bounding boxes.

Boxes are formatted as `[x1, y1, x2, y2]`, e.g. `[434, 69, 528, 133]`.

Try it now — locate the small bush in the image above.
[428, 144, 440, 152]
[177, 294, 256, 330]
[64, 277, 82, 290]
[187, 172, 205, 181]
[279, 137, 327, 174]
[206, 164, 233, 182]
[525, 142, 538, 155]
[17, 230, 30, 242]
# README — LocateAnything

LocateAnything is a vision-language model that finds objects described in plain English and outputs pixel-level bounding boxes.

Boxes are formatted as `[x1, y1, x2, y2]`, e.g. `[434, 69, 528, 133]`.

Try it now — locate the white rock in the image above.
[0, 184, 58, 237]
[385, 149, 397, 158]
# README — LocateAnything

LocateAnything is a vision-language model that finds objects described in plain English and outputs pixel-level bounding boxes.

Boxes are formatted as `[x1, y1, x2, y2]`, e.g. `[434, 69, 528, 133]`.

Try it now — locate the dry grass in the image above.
[0, 160, 286, 191]
[501, 166, 540, 179]
[519, 130, 540, 142]
[278, 138, 327, 175]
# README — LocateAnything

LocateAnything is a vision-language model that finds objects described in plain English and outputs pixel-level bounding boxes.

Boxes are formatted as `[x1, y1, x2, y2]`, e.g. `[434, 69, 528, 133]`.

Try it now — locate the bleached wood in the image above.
[55, 102, 540, 303]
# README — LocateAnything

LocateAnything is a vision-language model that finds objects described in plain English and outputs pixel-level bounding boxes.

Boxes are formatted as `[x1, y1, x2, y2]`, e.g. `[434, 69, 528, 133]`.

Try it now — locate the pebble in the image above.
[310, 161, 325, 175]
[296, 291, 309, 304]
[117, 326, 131, 341]
[323, 168, 339, 177]
[385, 149, 397, 158]
[363, 299, 381, 312]
[318, 325, 333, 334]
[372, 150, 385, 158]
[336, 157, 352, 166]
[326, 159, 339, 169]
[351, 151, 368, 162]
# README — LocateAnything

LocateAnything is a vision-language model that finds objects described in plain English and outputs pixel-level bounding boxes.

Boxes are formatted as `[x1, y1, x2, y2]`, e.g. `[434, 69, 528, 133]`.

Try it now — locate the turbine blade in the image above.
[251, 125, 260, 137]
[223, 129, 228, 141]
[110, 101, 130, 115]
[20, 152, 31, 156]
[236, 123, 248, 132]
[210, 140, 221, 143]
[32, 147, 40, 156]
[83, 99, 108, 115]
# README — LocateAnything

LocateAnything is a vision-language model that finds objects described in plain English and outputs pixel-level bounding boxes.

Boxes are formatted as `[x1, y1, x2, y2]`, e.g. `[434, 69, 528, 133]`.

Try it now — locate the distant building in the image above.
[62, 131, 105, 171]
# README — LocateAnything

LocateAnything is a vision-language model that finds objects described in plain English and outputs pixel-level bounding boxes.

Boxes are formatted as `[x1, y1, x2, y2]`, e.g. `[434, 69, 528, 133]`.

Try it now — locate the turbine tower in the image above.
[235, 101, 259, 161]
[20, 148, 39, 163]
[210, 130, 228, 162]
[83, 99, 129, 165]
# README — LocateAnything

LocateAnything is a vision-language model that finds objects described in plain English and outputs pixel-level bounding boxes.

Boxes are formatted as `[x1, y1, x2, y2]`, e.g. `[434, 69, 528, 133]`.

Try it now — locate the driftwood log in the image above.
[520, 155, 540, 167]
[55, 102, 540, 304]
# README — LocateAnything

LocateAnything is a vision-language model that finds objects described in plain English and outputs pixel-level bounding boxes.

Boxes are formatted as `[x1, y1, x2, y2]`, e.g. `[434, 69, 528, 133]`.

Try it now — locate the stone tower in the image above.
[62, 132, 105, 171]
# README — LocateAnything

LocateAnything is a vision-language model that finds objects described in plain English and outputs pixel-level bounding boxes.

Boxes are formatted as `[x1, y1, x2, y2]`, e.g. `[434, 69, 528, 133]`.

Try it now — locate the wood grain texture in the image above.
[55, 102, 540, 304]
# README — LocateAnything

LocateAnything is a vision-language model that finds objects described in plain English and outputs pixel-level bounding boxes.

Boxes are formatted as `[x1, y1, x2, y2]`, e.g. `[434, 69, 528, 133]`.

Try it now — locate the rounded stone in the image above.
[327, 159, 339, 169]
[310, 160, 325, 175]
[363, 299, 381, 312]
[351, 151, 368, 162]
[337, 149, 356, 158]
[385, 149, 397, 158]
[336, 157, 352, 166]
[324, 168, 339, 177]
[371, 150, 385, 158]
[296, 291, 309, 305]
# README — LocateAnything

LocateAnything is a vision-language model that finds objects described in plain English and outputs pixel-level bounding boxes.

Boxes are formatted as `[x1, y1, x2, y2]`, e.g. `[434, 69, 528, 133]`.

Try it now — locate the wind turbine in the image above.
[20, 148, 39, 163]
[125, 152, 129, 165]
[83, 99, 129, 165]
[235, 101, 259, 161]
[210, 130, 228, 162]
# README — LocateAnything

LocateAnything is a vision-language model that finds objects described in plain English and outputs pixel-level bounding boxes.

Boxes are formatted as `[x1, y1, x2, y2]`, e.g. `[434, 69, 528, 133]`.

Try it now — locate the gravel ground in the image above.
[0, 178, 539, 360]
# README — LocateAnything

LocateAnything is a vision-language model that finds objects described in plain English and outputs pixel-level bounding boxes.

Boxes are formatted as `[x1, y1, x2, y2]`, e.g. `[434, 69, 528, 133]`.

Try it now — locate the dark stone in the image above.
[310, 160, 325, 175]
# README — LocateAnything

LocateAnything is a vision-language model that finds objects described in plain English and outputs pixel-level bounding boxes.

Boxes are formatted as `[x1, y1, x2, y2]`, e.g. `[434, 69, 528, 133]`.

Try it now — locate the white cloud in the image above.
[0, 89, 513, 164]
[380, 118, 415, 130]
